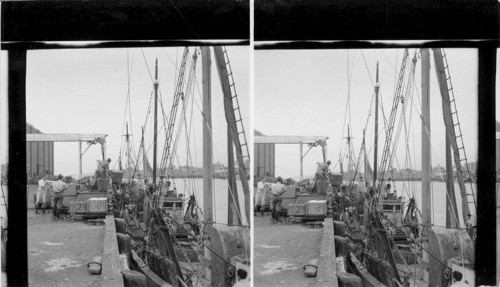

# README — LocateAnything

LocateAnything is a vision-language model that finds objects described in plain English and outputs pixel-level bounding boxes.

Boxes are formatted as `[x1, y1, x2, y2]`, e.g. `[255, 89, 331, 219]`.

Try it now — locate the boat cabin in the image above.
[159, 196, 184, 223]
[379, 195, 404, 227]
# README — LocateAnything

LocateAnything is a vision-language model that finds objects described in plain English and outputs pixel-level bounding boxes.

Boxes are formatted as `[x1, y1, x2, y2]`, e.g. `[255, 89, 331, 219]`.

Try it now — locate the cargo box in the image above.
[306, 200, 327, 216]
[88, 198, 107, 214]
[288, 203, 306, 216]
[69, 201, 87, 214]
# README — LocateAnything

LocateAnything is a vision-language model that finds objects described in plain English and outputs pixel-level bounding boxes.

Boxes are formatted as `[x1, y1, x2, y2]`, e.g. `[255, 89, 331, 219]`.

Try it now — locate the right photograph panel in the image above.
[253, 48, 478, 287]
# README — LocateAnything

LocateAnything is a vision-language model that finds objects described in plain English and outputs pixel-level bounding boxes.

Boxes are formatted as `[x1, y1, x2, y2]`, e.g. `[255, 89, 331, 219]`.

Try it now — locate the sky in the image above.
[0, 46, 250, 177]
[255, 48, 480, 179]
[0, 48, 498, 179]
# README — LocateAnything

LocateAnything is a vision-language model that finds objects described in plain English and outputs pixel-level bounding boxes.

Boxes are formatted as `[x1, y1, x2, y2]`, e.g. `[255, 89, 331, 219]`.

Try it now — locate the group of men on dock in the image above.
[34, 158, 112, 216]
[254, 173, 287, 219]
[35, 174, 67, 216]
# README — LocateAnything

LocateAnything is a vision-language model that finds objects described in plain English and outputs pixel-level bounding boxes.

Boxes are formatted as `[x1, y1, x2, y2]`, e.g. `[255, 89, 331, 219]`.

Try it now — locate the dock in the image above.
[27, 211, 124, 286]
[254, 214, 323, 286]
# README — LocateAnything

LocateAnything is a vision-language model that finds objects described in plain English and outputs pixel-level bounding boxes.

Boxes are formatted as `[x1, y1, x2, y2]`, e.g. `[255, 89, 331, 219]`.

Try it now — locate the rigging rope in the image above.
[140, 48, 155, 84]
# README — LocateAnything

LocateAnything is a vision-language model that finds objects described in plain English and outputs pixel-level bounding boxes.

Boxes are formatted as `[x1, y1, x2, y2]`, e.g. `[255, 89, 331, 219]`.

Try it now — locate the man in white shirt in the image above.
[254, 178, 271, 215]
[35, 175, 53, 214]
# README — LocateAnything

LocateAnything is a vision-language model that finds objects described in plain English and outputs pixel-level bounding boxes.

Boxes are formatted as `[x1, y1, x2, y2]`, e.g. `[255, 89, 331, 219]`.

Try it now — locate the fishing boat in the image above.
[260, 48, 476, 287]
[110, 46, 250, 287]
[331, 48, 477, 287]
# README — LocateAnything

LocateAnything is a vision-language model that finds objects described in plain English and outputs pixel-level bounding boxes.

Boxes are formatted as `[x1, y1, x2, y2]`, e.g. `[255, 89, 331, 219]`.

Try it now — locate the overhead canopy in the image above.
[26, 133, 108, 178]
[254, 135, 328, 145]
[27, 133, 107, 142]
[254, 135, 329, 180]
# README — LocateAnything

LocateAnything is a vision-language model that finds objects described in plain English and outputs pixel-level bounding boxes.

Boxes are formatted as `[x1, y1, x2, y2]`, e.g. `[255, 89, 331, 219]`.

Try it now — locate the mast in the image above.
[152, 59, 159, 185]
[125, 122, 131, 172]
[201, 47, 213, 245]
[421, 48, 432, 228]
[373, 61, 380, 187]
[347, 125, 351, 175]
[346, 125, 353, 181]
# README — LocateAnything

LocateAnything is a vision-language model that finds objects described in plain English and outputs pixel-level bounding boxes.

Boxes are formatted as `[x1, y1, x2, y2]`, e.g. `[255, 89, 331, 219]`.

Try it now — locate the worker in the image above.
[51, 174, 68, 218]
[35, 175, 52, 214]
[254, 177, 271, 215]
[270, 177, 287, 220]
[465, 213, 476, 240]
[95, 158, 111, 192]
[311, 160, 331, 193]
[315, 160, 331, 181]
[102, 158, 111, 172]
[450, 271, 470, 286]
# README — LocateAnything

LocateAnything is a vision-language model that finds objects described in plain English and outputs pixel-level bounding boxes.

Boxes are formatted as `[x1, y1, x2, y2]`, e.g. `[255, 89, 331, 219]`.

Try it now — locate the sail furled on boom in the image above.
[137, 134, 154, 180]
[364, 147, 374, 184]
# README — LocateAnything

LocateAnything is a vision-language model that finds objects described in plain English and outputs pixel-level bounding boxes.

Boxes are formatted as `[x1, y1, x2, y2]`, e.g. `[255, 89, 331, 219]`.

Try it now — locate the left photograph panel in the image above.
[0, 50, 8, 286]
[2, 46, 250, 286]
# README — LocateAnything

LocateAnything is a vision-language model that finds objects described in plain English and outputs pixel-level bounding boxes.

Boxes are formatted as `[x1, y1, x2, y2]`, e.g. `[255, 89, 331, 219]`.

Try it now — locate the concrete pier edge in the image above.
[102, 214, 125, 286]
[314, 217, 338, 287]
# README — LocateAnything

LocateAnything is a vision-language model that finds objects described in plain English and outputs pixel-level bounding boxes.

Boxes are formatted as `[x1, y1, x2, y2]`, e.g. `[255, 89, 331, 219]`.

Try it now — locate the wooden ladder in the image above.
[441, 48, 477, 212]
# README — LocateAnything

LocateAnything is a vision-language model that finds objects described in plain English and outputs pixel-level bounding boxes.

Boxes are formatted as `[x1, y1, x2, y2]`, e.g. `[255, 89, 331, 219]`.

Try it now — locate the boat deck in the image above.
[254, 213, 323, 287]
[28, 211, 105, 287]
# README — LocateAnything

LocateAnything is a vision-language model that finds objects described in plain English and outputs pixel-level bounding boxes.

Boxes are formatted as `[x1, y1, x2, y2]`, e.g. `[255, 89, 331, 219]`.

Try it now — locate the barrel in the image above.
[111, 170, 123, 184]
[331, 173, 343, 187]
[97, 178, 109, 192]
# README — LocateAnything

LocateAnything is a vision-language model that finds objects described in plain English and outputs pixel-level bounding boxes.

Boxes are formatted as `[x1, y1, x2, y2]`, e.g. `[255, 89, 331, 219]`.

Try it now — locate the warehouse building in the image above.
[26, 123, 54, 179]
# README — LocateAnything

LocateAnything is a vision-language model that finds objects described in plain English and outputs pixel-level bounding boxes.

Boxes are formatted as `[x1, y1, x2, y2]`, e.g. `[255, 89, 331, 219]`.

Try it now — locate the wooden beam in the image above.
[255, 135, 328, 144]
[26, 133, 107, 142]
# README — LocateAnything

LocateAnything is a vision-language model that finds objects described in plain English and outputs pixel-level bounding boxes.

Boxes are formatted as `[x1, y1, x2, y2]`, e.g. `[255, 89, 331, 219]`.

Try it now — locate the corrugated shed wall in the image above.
[254, 143, 275, 179]
[26, 123, 54, 177]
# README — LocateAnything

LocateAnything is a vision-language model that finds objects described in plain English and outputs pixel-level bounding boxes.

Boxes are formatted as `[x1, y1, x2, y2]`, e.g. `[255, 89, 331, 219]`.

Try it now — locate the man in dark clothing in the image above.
[52, 174, 67, 217]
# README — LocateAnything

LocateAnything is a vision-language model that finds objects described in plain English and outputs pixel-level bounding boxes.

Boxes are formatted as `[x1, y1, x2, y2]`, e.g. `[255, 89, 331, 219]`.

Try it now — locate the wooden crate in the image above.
[287, 203, 306, 216]
[306, 200, 327, 216]
[69, 201, 87, 214]
[88, 198, 107, 214]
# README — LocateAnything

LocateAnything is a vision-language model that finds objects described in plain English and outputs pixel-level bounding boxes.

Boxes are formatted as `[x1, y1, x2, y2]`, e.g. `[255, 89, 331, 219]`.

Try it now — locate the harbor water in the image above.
[388, 180, 477, 228]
